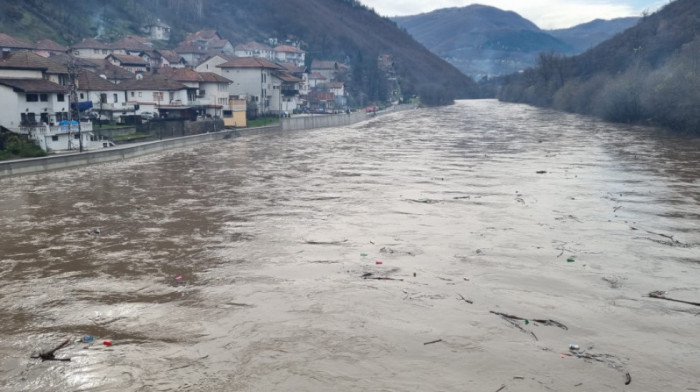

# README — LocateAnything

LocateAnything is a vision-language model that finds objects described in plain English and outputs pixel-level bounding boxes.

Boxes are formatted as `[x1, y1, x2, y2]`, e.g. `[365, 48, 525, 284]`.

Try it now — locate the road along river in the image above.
[0, 100, 699, 391]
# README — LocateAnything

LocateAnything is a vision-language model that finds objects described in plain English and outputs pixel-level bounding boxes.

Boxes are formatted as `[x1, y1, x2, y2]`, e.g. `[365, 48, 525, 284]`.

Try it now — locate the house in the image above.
[110, 36, 152, 56]
[106, 54, 149, 73]
[185, 30, 234, 54]
[215, 57, 284, 116]
[141, 49, 186, 70]
[278, 63, 309, 95]
[158, 67, 232, 118]
[271, 70, 302, 114]
[0, 33, 33, 53]
[71, 38, 111, 59]
[0, 50, 69, 86]
[142, 19, 171, 41]
[328, 82, 347, 108]
[307, 72, 327, 89]
[175, 43, 208, 67]
[0, 78, 108, 152]
[310, 60, 339, 81]
[273, 45, 305, 67]
[78, 58, 136, 85]
[76, 69, 132, 122]
[119, 73, 189, 118]
[34, 39, 68, 58]
[195, 54, 237, 73]
[234, 41, 274, 61]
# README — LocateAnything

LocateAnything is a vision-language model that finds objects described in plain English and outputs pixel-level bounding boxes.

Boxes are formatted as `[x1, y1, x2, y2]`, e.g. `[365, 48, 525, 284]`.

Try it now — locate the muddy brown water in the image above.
[1, 100, 699, 391]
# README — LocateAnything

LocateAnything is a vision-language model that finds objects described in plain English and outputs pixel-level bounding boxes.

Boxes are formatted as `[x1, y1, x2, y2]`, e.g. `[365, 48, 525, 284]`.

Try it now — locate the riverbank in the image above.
[0, 104, 415, 178]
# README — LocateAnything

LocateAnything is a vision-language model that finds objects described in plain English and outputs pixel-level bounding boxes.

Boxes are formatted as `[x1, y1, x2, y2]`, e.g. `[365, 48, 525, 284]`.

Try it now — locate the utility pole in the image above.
[67, 55, 83, 152]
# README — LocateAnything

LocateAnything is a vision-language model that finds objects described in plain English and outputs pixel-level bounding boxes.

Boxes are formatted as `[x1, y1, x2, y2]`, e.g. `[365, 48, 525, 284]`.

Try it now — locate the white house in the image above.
[274, 45, 305, 67]
[76, 69, 132, 122]
[271, 71, 302, 114]
[106, 54, 149, 73]
[159, 67, 232, 117]
[119, 73, 189, 116]
[195, 54, 237, 73]
[142, 19, 171, 41]
[216, 57, 284, 115]
[0, 78, 107, 152]
[0, 33, 33, 53]
[0, 50, 70, 86]
[71, 38, 112, 59]
[234, 41, 275, 61]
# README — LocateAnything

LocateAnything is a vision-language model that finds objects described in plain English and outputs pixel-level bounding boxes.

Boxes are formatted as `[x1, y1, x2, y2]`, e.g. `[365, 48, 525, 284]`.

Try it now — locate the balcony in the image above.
[16, 122, 93, 137]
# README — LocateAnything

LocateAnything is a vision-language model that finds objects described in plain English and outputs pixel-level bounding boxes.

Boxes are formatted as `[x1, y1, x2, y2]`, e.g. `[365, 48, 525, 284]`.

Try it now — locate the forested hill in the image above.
[0, 0, 479, 105]
[498, 0, 700, 134]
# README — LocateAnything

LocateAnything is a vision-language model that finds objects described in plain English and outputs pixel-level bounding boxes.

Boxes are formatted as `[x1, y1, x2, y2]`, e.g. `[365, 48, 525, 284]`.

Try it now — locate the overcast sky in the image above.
[359, 0, 667, 29]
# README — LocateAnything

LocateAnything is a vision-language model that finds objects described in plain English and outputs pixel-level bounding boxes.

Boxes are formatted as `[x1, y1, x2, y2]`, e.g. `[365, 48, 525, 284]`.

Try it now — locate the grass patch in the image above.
[246, 117, 280, 128]
[0, 135, 47, 161]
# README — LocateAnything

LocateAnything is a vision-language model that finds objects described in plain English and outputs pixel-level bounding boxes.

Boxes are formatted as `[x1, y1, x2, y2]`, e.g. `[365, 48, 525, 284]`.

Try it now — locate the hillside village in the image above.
[0, 21, 385, 153]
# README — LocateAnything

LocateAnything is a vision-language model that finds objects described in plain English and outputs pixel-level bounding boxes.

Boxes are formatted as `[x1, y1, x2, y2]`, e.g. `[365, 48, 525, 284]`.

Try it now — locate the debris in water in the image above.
[423, 339, 442, 345]
[30, 337, 71, 361]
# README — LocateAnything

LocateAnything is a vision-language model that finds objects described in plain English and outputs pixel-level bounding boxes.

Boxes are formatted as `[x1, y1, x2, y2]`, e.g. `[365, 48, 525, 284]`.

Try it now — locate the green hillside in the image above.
[498, 0, 700, 134]
[0, 0, 479, 105]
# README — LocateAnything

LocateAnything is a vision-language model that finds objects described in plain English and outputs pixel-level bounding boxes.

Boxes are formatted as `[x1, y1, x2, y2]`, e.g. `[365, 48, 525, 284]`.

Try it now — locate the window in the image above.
[52, 135, 59, 141]
[80, 93, 84, 100]
[57, 94, 65, 102]
[94, 49, 100, 54]
[131, 92, 135, 97]
[138, 92, 142, 97]
[113, 94, 118, 103]
[74, 134, 80, 139]
[153, 92, 164, 101]
[26, 94, 38, 102]
[218, 98, 227, 105]
[222, 110, 232, 118]
[40, 94, 48, 102]
[100, 93, 107, 103]
[168, 92, 174, 101]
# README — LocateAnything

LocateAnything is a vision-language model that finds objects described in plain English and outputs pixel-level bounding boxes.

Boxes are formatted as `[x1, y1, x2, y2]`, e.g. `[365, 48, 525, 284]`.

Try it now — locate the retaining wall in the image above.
[0, 104, 415, 178]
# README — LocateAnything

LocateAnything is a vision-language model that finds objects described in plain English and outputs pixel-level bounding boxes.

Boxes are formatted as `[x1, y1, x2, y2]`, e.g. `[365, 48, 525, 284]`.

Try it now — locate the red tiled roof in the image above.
[0, 78, 68, 93]
[108, 54, 148, 66]
[311, 60, 337, 70]
[35, 39, 68, 52]
[186, 30, 221, 41]
[308, 72, 327, 80]
[0, 33, 33, 49]
[217, 57, 282, 69]
[274, 45, 304, 53]
[111, 36, 151, 52]
[159, 67, 231, 83]
[155, 50, 184, 63]
[119, 74, 187, 91]
[0, 50, 68, 74]
[71, 38, 110, 50]
[235, 41, 273, 51]
[272, 71, 302, 83]
[76, 69, 123, 91]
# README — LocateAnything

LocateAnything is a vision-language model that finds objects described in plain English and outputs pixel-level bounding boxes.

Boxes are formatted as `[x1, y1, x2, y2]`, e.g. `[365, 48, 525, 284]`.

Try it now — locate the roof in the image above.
[83, 59, 136, 82]
[108, 54, 148, 66]
[175, 43, 206, 54]
[48, 53, 100, 69]
[71, 38, 111, 50]
[159, 67, 231, 83]
[111, 36, 152, 52]
[278, 62, 306, 74]
[308, 72, 327, 80]
[144, 19, 170, 28]
[274, 45, 304, 54]
[328, 82, 344, 89]
[217, 57, 282, 70]
[119, 74, 187, 91]
[235, 41, 273, 51]
[186, 30, 221, 41]
[35, 39, 68, 52]
[272, 71, 302, 83]
[155, 49, 185, 63]
[311, 60, 337, 70]
[0, 33, 33, 49]
[76, 69, 123, 91]
[0, 50, 68, 74]
[0, 78, 68, 93]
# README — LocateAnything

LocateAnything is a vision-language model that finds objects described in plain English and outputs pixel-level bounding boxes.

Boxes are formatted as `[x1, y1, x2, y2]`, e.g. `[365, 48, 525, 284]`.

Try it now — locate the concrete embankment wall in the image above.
[0, 125, 280, 178]
[0, 105, 416, 178]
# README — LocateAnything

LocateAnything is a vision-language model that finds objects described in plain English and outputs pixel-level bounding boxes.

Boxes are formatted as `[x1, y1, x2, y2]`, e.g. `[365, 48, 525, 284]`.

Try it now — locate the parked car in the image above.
[140, 112, 156, 120]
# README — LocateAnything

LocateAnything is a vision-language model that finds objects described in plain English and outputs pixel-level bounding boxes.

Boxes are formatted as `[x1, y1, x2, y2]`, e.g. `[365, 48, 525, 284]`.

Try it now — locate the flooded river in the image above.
[1, 100, 699, 391]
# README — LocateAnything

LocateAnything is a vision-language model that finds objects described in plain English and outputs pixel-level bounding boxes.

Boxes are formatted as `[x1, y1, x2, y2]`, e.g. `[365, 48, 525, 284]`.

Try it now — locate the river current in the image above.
[0, 100, 698, 391]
